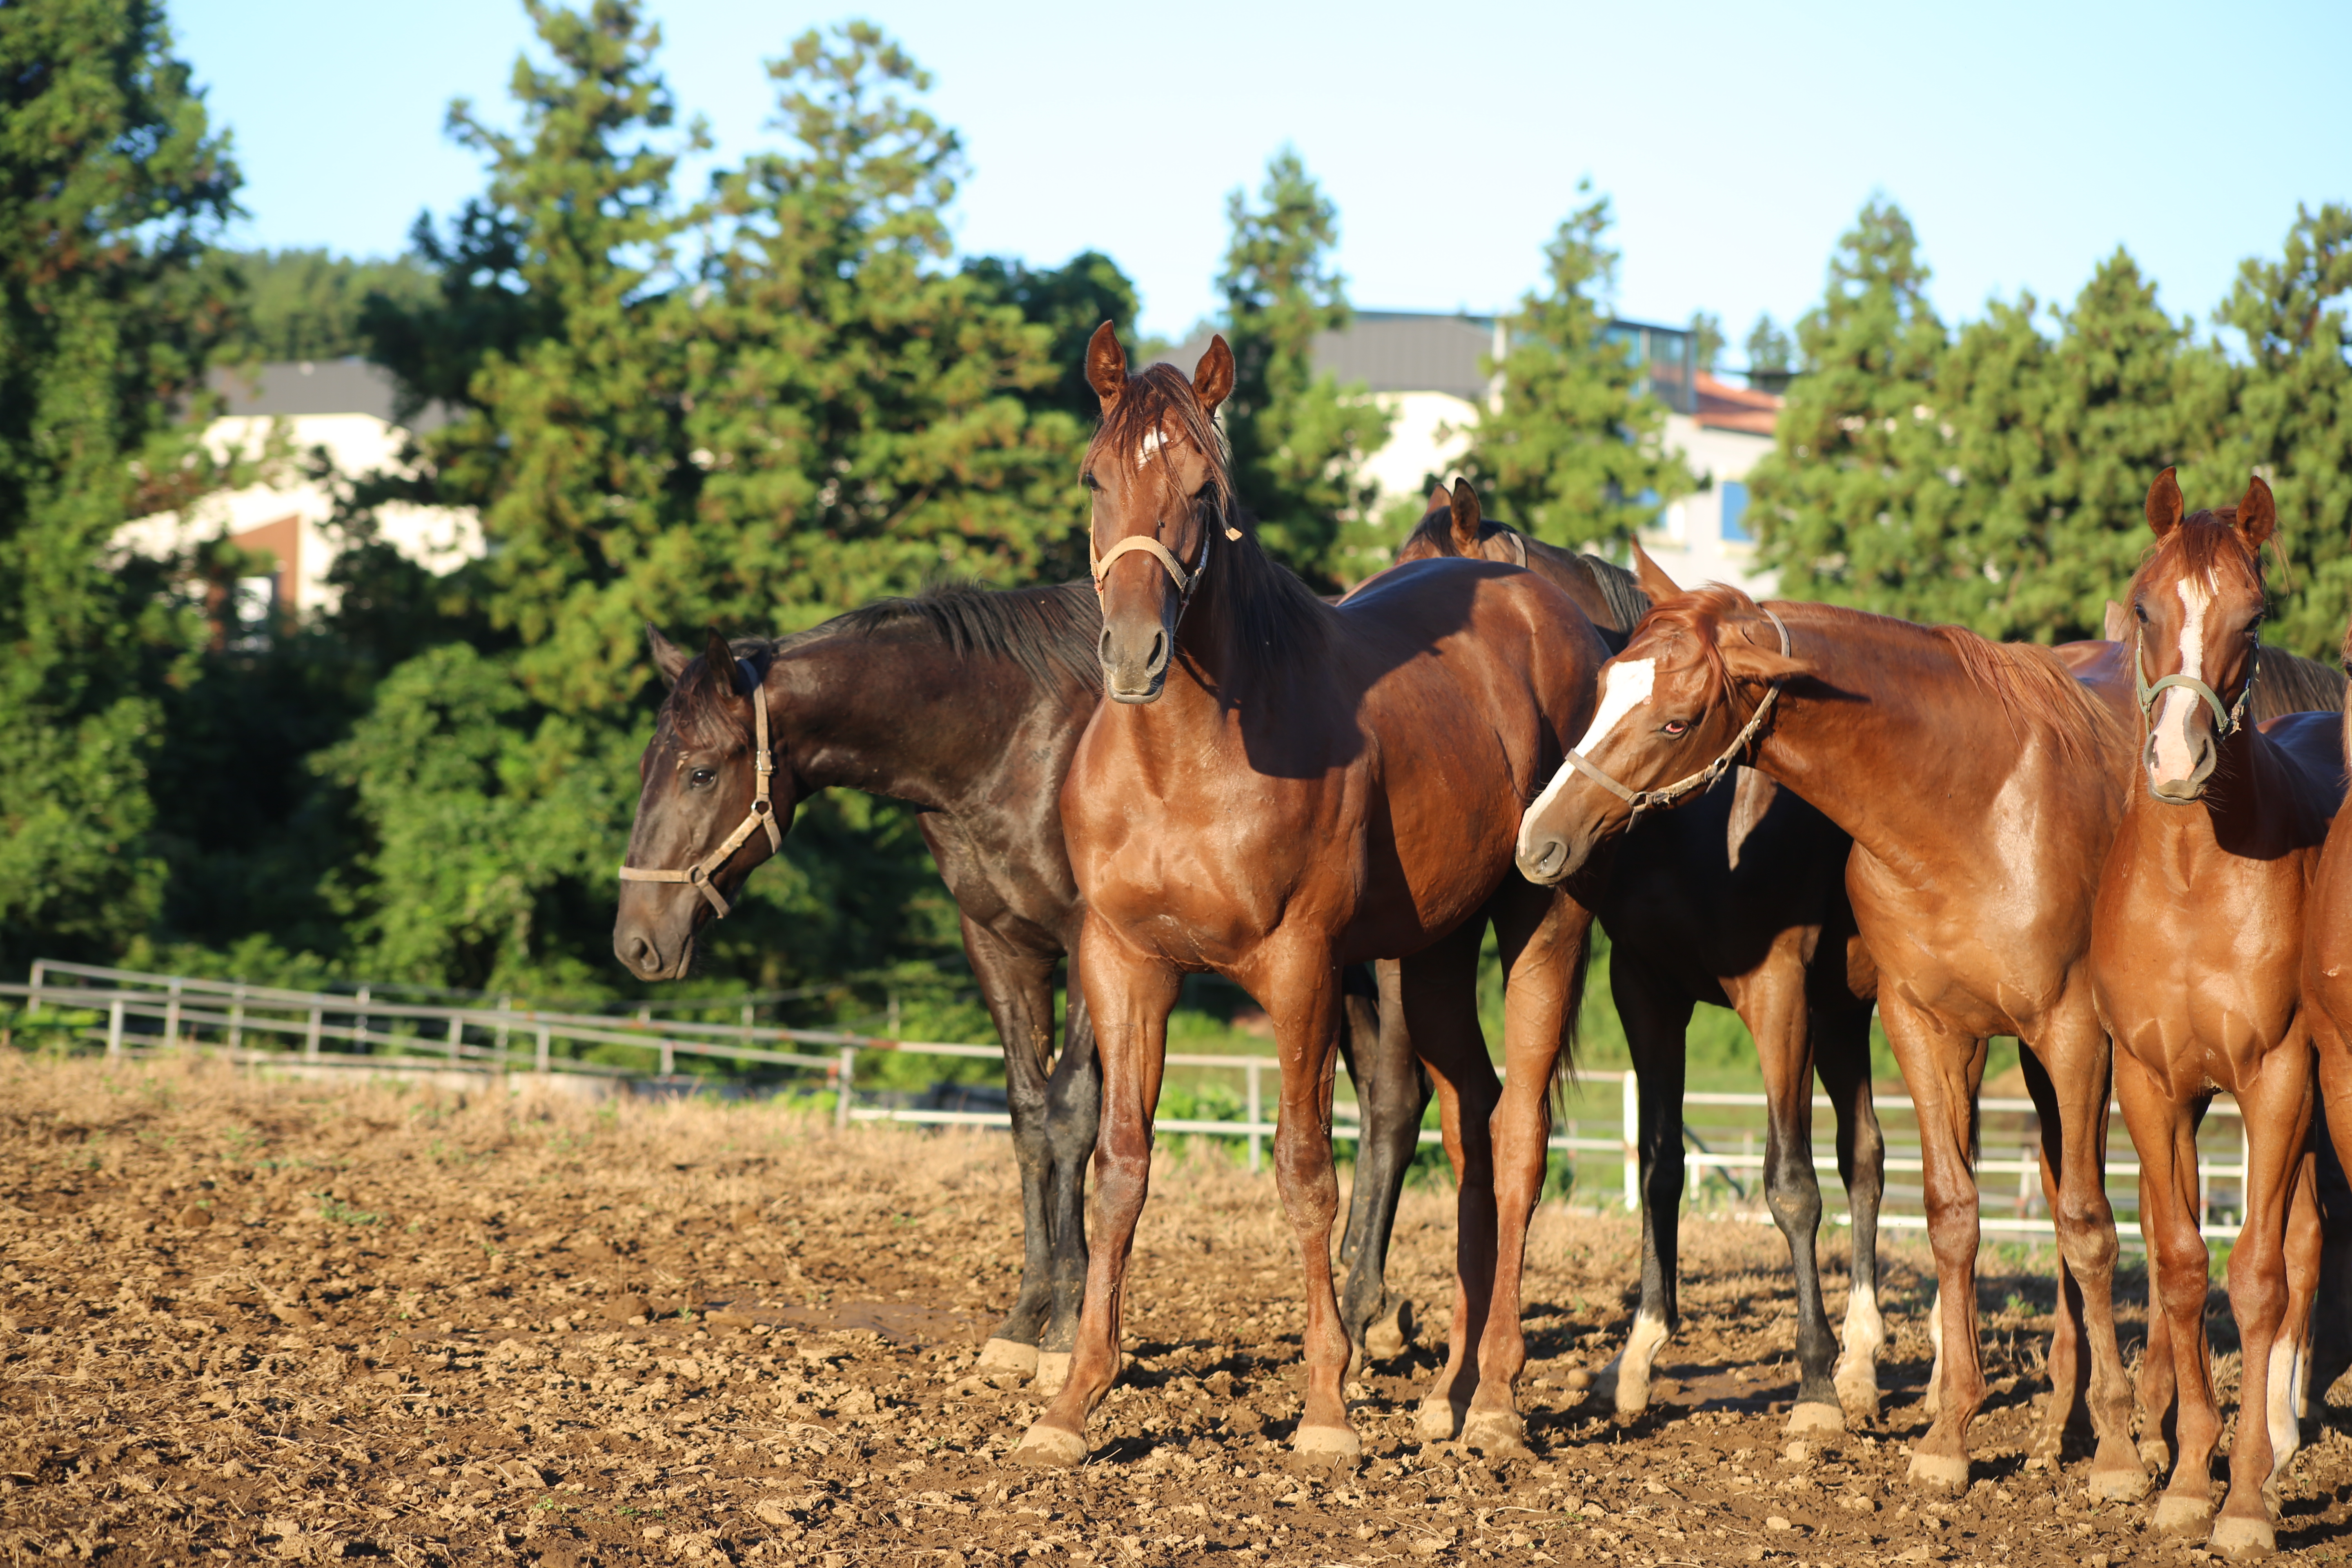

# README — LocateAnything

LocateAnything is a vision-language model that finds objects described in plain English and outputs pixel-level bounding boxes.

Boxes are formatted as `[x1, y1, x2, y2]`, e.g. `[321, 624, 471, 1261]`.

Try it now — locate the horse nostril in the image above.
[1145, 629, 1167, 674]
[622, 934, 659, 974]
[1525, 837, 1569, 882]
[1099, 626, 1116, 664]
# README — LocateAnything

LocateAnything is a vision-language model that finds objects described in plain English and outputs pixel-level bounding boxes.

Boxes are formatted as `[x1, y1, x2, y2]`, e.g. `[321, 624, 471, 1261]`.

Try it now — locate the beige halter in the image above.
[616, 663, 782, 920]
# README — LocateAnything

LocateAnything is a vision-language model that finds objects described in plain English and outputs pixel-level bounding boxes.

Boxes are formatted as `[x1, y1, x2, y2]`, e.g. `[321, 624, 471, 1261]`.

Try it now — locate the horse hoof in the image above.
[1834, 1373, 1882, 1423]
[2209, 1515, 2276, 1559]
[2087, 1460, 2152, 1503]
[1365, 1299, 1413, 1362]
[977, 1338, 1038, 1377]
[1032, 1351, 1071, 1396]
[1293, 1423, 1362, 1459]
[1415, 1397, 1463, 1443]
[2138, 1439, 2172, 1474]
[1012, 1421, 1089, 1468]
[2152, 1496, 2215, 1535]
[1462, 1410, 1534, 1461]
[1786, 1402, 1845, 1438]
[1907, 1451, 1969, 1492]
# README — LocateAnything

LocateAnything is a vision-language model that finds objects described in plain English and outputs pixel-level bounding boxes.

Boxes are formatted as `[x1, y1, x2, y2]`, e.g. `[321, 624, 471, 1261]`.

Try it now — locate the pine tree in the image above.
[1217, 149, 1390, 586]
[1463, 183, 1684, 549]
[0, 0, 240, 964]
[1745, 314, 1793, 376]
[1749, 199, 1954, 608]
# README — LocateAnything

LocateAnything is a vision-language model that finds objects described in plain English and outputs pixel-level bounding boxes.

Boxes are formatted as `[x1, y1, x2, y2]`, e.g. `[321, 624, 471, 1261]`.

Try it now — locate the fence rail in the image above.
[9, 959, 2249, 1243]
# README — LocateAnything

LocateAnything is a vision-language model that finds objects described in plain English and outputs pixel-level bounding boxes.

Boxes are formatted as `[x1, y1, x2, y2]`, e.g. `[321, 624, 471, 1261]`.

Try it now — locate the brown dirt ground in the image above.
[5, 1053, 2351, 1568]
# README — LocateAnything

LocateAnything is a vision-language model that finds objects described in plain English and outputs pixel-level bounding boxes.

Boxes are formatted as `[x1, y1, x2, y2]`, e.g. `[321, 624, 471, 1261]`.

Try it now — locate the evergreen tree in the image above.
[205, 248, 439, 363]
[2214, 203, 2352, 659]
[1216, 149, 1389, 586]
[1464, 182, 1684, 549]
[1745, 313, 1793, 376]
[962, 249, 1141, 423]
[1689, 310, 1725, 371]
[1749, 199, 1954, 607]
[0, 0, 240, 964]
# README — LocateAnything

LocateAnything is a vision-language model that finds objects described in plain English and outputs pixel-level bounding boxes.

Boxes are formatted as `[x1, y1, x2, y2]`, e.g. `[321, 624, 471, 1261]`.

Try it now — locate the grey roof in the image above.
[207, 359, 450, 432]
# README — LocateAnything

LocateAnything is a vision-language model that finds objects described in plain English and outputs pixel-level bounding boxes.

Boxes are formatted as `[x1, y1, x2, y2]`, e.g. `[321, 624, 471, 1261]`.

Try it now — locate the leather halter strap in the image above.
[615, 666, 783, 920]
[2134, 624, 2255, 738]
[1090, 532, 1199, 597]
[1563, 608, 1794, 821]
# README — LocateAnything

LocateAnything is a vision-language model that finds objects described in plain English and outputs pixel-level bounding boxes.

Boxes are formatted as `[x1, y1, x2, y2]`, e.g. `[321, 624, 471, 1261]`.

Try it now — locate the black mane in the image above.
[1396, 508, 1652, 637]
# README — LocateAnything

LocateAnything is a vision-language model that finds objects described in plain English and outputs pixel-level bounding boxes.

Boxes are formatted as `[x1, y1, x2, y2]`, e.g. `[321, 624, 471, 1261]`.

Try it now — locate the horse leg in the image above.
[1014, 917, 1178, 1466]
[1731, 935, 1845, 1437]
[2209, 1037, 2316, 1558]
[2025, 1020, 2147, 1501]
[1254, 941, 1362, 1458]
[1336, 959, 1431, 1373]
[2136, 1159, 2181, 1477]
[2114, 1048, 2218, 1533]
[1882, 998, 1988, 1491]
[1462, 882, 1596, 1459]
[1588, 947, 1690, 1422]
[1401, 920, 1499, 1444]
[959, 918, 1060, 1379]
[2305, 1097, 2352, 1412]
[1033, 957, 1102, 1394]
[1815, 1000, 1887, 1421]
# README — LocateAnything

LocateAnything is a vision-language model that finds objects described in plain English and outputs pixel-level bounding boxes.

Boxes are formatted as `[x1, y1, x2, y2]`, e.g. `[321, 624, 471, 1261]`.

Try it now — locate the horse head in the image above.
[2129, 467, 2275, 803]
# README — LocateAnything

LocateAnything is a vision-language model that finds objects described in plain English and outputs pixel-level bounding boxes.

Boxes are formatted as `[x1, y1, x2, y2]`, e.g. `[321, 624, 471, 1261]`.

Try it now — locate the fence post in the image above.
[835, 1045, 856, 1129]
[305, 1007, 321, 1060]
[27, 959, 43, 1016]
[1246, 1061, 1263, 1174]
[445, 1011, 463, 1063]
[354, 984, 371, 1053]
[106, 998, 124, 1059]
[496, 996, 512, 1058]
[535, 1020, 550, 1075]
[164, 976, 182, 1049]
[660, 1038, 675, 1077]
[1622, 1070, 1640, 1213]
[228, 984, 245, 1053]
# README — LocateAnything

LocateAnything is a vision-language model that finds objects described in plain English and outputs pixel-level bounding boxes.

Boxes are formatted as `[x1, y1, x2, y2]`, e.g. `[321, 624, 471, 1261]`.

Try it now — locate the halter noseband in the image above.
[1087, 505, 1242, 608]
[1562, 608, 1794, 822]
[616, 660, 783, 920]
[2134, 624, 2255, 739]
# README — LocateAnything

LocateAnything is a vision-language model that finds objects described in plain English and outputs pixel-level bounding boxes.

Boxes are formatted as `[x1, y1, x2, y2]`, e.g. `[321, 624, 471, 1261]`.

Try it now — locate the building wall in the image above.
[1641, 413, 1778, 599]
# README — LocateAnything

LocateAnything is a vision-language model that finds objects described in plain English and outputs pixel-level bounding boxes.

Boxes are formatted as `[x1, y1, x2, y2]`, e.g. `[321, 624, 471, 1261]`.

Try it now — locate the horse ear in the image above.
[1424, 483, 1450, 518]
[1720, 625, 1805, 686]
[1192, 334, 1236, 413]
[2103, 600, 2129, 643]
[1086, 321, 1127, 409]
[695, 628, 742, 703]
[648, 624, 691, 688]
[2145, 467, 2184, 537]
[2236, 474, 2277, 548]
[1448, 479, 1483, 554]
[1630, 538, 1685, 602]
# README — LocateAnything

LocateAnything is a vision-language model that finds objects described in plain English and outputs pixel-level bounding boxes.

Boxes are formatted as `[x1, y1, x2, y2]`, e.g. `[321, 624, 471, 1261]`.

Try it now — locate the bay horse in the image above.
[1016, 325, 1605, 1466]
[1513, 583, 2148, 1497]
[1392, 484, 1889, 1434]
[2092, 470, 2343, 1556]
[608, 588, 1424, 1388]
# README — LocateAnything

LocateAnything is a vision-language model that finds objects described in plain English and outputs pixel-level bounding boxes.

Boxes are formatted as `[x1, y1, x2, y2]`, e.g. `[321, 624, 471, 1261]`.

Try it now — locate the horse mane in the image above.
[1394, 506, 1653, 636]
[1087, 361, 1326, 681]
[2123, 507, 2336, 722]
[668, 580, 1102, 743]
[1642, 586, 2122, 767]
[2252, 647, 2347, 724]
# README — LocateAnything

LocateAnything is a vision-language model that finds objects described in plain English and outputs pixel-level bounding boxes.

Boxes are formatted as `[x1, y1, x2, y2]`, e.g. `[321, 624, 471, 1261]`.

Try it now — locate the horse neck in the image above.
[1753, 608, 2116, 871]
[1515, 541, 1634, 653]
[772, 632, 1075, 813]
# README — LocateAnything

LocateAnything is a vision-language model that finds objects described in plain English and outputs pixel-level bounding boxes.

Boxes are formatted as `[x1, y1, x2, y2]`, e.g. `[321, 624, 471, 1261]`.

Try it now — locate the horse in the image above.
[608, 586, 1425, 1392]
[1014, 325, 1606, 1467]
[1512, 581, 2149, 1497]
[2091, 470, 2343, 1556]
[1390, 483, 1889, 1434]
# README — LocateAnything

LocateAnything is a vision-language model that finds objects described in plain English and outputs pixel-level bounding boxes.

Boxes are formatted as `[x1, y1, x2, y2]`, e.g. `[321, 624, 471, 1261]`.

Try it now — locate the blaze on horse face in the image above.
[612, 628, 794, 980]
[2133, 466, 2275, 803]
[1082, 321, 1236, 703]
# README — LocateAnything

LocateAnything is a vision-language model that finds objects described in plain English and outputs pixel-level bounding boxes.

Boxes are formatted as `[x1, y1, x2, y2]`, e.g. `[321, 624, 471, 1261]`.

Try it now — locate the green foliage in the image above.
[205, 248, 439, 363]
[1216, 149, 1390, 587]
[0, 0, 240, 966]
[1745, 313, 1793, 375]
[1688, 310, 1724, 371]
[1463, 183, 1686, 549]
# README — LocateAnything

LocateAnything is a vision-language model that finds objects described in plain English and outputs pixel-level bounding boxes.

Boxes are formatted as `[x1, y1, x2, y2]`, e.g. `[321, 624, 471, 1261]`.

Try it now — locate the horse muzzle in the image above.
[1099, 620, 1171, 704]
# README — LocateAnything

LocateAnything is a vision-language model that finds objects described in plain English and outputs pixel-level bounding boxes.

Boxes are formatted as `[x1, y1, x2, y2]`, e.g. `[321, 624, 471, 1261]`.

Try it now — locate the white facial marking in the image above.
[1516, 657, 1657, 860]
[2149, 575, 2212, 785]
[1135, 426, 1164, 470]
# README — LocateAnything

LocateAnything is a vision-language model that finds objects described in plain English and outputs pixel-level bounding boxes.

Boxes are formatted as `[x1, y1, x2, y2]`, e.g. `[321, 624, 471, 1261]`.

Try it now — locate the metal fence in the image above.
[11, 959, 2247, 1243]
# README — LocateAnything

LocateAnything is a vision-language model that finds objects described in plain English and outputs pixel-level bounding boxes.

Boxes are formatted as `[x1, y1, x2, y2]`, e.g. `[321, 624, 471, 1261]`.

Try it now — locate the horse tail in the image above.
[1551, 902, 1597, 1118]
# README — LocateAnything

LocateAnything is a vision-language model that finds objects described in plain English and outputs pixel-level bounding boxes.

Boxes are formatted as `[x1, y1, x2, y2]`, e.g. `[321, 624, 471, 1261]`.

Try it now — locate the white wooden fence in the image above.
[11, 959, 2247, 1243]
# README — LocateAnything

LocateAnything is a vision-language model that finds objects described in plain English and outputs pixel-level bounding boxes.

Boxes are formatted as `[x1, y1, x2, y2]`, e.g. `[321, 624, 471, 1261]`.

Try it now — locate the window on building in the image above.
[1720, 480, 1751, 543]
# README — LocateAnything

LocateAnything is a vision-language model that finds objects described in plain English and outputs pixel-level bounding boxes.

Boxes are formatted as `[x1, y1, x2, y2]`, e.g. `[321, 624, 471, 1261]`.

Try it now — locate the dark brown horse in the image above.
[1515, 584, 2147, 1496]
[2096, 472, 2343, 1556]
[1391, 484, 1888, 1434]
[608, 588, 1425, 1390]
[1016, 326, 1605, 1466]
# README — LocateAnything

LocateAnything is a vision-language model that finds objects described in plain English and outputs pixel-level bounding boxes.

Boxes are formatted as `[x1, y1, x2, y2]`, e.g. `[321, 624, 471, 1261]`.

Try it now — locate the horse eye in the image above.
[689, 768, 717, 788]
[2134, 602, 2149, 622]
[1080, 471, 1101, 492]
[1661, 719, 1689, 737]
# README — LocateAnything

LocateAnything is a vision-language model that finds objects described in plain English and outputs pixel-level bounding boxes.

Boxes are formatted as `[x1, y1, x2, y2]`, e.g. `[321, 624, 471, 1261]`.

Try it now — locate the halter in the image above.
[1088, 512, 1242, 607]
[615, 660, 783, 920]
[2134, 625, 2256, 739]
[1561, 608, 1794, 821]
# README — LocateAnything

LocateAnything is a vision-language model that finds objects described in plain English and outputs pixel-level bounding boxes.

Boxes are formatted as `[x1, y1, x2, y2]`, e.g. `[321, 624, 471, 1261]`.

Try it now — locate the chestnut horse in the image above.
[1514, 585, 2147, 1496]
[1392, 484, 1888, 1434]
[1016, 326, 1605, 1466]
[2092, 470, 2343, 1555]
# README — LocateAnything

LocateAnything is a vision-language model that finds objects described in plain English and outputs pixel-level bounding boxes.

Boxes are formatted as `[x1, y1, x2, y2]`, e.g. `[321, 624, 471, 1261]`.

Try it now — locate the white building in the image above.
[114, 359, 482, 630]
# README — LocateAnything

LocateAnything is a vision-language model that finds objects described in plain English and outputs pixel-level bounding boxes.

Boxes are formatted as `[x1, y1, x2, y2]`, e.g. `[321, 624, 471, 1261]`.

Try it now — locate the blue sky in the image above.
[176, 0, 2349, 356]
